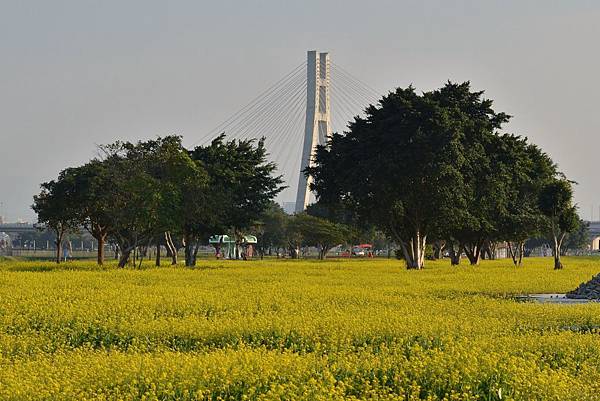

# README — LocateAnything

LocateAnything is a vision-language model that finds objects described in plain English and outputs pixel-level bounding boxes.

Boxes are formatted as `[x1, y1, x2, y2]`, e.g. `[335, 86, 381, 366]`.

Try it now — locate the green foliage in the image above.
[253, 202, 288, 257]
[50, 159, 121, 265]
[563, 219, 590, 254]
[32, 177, 81, 263]
[95, 136, 205, 267]
[287, 214, 350, 259]
[190, 134, 285, 236]
[308, 81, 575, 269]
[539, 179, 579, 269]
[539, 180, 573, 216]
[32, 134, 284, 267]
[308, 82, 509, 268]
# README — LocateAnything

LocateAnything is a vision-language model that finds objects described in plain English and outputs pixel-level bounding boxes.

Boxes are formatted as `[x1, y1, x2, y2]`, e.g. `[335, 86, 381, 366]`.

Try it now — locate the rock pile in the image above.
[567, 273, 600, 299]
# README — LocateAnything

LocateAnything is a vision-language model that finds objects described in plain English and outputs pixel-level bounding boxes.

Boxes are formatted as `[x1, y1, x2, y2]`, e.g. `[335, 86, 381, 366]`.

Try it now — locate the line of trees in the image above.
[33, 135, 283, 267]
[307, 82, 580, 269]
[255, 205, 353, 260]
[32, 81, 584, 270]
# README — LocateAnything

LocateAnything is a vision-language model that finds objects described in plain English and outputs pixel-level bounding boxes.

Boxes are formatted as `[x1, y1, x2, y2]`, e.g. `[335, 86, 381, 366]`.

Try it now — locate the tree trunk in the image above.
[118, 247, 132, 268]
[184, 232, 195, 267]
[90, 225, 108, 266]
[553, 234, 565, 269]
[155, 242, 161, 267]
[432, 240, 445, 260]
[508, 241, 524, 267]
[164, 232, 177, 265]
[192, 240, 201, 266]
[481, 240, 496, 260]
[450, 246, 462, 266]
[401, 243, 414, 267]
[554, 252, 563, 270]
[418, 235, 426, 268]
[319, 245, 327, 260]
[185, 243, 192, 267]
[448, 241, 462, 266]
[518, 241, 524, 266]
[507, 242, 518, 266]
[400, 230, 426, 269]
[473, 247, 481, 265]
[488, 241, 497, 260]
[96, 235, 106, 266]
[464, 241, 482, 265]
[55, 236, 62, 264]
[289, 246, 299, 259]
[138, 243, 148, 268]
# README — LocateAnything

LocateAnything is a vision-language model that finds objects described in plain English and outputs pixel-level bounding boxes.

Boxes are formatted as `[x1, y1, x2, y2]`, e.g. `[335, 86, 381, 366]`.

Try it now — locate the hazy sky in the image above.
[1, 0, 599, 222]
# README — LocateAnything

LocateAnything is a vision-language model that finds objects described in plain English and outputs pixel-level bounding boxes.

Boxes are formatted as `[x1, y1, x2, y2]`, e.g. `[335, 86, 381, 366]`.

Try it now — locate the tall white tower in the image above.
[295, 50, 331, 213]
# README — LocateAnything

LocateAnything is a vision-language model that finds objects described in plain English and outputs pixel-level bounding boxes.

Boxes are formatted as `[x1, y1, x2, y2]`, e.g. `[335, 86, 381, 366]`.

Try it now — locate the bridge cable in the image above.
[191, 61, 306, 147]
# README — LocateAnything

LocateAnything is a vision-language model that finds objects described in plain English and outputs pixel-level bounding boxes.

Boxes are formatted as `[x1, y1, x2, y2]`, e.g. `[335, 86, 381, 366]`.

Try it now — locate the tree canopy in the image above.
[33, 135, 284, 267]
[33, 82, 581, 269]
[307, 82, 577, 269]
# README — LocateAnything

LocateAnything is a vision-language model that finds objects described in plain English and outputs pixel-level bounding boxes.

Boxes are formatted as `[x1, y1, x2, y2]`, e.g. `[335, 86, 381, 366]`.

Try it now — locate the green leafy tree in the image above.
[190, 134, 284, 260]
[539, 179, 579, 269]
[253, 202, 288, 258]
[493, 136, 556, 266]
[54, 161, 116, 265]
[430, 83, 510, 266]
[562, 219, 589, 255]
[139, 136, 210, 267]
[99, 138, 176, 267]
[32, 179, 80, 263]
[288, 214, 349, 260]
[308, 83, 503, 269]
[180, 176, 217, 266]
[284, 216, 303, 259]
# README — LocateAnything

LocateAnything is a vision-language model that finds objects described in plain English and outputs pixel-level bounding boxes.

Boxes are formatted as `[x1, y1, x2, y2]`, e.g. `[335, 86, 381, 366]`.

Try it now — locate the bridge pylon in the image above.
[295, 50, 331, 213]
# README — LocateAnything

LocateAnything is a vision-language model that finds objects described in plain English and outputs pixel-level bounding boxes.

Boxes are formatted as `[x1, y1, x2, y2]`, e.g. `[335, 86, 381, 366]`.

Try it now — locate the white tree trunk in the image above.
[402, 230, 426, 269]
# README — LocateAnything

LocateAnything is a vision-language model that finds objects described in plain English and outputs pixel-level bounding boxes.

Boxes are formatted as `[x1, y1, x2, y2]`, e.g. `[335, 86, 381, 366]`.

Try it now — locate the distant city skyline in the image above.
[1, 1, 599, 222]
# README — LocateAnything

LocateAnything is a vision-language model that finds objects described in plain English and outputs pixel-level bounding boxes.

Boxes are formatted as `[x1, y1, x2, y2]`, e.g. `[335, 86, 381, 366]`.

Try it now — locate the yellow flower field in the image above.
[1, 257, 600, 400]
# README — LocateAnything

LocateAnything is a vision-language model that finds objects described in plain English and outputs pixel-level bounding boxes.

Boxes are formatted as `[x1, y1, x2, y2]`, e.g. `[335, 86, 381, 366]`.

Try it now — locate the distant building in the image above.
[281, 202, 296, 215]
[588, 221, 600, 250]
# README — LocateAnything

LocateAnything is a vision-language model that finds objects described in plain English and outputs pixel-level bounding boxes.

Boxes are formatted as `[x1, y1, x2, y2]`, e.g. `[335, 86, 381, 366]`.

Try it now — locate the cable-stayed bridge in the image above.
[191, 50, 380, 213]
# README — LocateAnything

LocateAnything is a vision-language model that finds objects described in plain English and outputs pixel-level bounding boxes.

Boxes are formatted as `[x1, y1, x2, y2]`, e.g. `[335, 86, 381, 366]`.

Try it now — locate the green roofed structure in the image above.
[208, 235, 257, 259]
